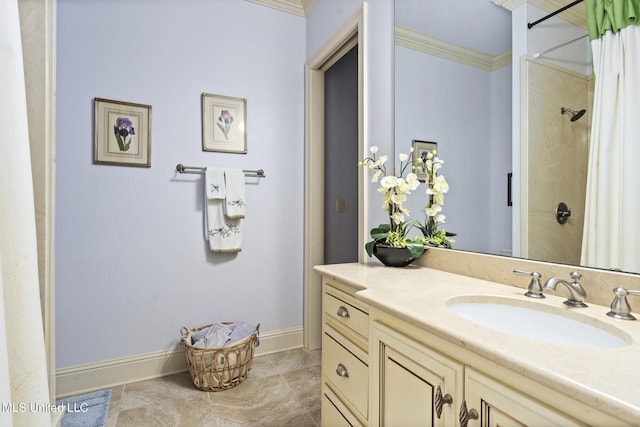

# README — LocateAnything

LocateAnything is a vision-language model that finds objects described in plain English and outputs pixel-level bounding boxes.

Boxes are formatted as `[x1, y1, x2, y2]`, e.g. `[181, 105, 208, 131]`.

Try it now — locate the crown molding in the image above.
[491, 0, 527, 10]
[395, 25, 511, 72]
[492, 49, 513, 70]
[530, 0, 586, 29]
[493, 0, 586, 29]
[246, 0, 305, 17]
[300, 0, 315, 15]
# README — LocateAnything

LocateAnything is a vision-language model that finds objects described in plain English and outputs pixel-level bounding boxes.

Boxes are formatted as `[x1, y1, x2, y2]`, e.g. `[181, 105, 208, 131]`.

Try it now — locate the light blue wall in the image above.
[489, 64, 513, 255]
[395, 46, 512, 254]
[55, 0, 305, 367]
[53, 0, 515, 369]
[306, 0, 363, 58]
[307, 0, 395, 246]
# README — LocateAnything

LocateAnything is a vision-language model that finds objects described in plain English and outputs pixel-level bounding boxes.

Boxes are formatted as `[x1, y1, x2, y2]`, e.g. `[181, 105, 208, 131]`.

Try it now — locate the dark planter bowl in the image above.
[373, 244, 425, 267]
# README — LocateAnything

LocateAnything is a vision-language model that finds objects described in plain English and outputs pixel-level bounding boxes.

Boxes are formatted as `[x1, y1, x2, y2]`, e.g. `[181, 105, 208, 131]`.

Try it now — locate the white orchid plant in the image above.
[359, 145, 453, 258]
[415, 149, 453, 248]
[359, 146, 426, 258]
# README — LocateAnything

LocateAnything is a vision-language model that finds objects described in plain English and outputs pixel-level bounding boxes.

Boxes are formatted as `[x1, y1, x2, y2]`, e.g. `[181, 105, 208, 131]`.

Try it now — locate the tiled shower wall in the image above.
[523, 59, 591, 265]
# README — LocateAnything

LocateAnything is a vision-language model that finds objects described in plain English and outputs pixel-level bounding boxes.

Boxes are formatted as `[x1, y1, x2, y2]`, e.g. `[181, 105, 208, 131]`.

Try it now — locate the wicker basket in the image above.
[180, 322, 260, 391]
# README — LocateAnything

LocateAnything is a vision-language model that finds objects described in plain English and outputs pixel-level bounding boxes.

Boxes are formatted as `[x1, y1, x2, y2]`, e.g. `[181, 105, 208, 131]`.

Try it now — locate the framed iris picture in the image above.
[412, 140, 438, 182]
[94, 98, 151, 167]
[201, 93, 247, 154]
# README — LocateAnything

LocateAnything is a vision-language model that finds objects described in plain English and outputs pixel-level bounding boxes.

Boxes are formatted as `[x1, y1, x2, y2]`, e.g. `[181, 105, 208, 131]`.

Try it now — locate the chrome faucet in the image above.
[543, 271, 587, 307]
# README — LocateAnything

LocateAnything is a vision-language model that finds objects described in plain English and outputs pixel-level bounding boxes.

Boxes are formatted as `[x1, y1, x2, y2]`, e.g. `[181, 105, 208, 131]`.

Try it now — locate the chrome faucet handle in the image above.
[513, 269, 544, 299]
[607, 287, 640, 320]
[569, 271, 582, 281]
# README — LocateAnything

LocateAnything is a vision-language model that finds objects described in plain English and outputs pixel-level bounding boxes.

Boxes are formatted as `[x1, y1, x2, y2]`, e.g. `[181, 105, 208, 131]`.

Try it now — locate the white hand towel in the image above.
[205, 197, 242, 253]
[205, 168, 225, 200]
[224, 169, 246, 219]
[204, 168, 242, 252]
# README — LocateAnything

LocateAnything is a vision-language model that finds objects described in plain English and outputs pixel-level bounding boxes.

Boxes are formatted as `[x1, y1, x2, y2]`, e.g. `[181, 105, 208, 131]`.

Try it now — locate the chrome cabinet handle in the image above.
[459, 400, 478, 427]
[336, 305, 350, 318]
[335, 363, 349, 378]
[434, 385, 453, 419]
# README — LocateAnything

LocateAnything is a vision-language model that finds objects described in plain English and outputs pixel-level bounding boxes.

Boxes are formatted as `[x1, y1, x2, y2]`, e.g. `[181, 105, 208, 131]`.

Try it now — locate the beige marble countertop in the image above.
[314, 262, 640, 424]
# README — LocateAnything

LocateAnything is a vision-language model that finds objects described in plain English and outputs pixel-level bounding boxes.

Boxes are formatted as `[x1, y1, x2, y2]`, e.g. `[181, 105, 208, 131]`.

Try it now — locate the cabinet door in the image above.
[464, 368, 586, 427]
[373, 322, 463, 427]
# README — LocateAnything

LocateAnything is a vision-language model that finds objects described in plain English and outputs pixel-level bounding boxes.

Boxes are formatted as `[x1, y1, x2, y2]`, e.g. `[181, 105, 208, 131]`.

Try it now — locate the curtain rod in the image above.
[533, 33, 588, 57]
[528, 0, 584, 29]
[175, 164, 266, 178]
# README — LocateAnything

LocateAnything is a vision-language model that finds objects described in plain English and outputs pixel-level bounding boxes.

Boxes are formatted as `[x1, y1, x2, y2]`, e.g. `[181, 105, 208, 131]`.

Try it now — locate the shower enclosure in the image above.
[520, 58, 592, 265]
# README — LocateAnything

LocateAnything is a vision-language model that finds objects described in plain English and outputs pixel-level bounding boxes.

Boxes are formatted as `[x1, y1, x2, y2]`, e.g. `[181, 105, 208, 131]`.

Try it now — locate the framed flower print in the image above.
[201, 93, 247, 154]
[94, 98, 151, 167]
[412, 140, 438, 182]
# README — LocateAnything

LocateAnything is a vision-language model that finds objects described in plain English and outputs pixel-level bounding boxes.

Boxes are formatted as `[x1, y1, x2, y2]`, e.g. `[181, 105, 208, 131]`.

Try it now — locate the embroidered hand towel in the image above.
[204, 169, 242, 252]
[205, 168, 225, 200]
[224, 169, 246, 219]
[205, 197, 242, 253]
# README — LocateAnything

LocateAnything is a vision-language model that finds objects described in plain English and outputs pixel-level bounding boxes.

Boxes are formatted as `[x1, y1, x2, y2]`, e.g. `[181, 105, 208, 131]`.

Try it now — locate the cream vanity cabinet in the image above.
[321, 278, 370, 427]
[370, 317, 624, 427]
[371, 321, 463, 426]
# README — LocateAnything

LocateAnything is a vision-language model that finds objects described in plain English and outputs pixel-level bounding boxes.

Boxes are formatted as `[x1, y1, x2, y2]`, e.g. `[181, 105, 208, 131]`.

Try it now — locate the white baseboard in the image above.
[55, 326, 303, 399]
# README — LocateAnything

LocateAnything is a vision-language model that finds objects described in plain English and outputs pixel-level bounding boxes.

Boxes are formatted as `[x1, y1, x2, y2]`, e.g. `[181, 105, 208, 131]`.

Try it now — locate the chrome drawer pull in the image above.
[336, 305, 350, 318]
[335, 363, 349, 378]
[434, 385, 453, 419]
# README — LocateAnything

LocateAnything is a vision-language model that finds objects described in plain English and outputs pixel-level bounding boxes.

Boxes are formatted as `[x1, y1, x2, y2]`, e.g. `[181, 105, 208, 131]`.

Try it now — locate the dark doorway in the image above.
[324, 45, 358, 264]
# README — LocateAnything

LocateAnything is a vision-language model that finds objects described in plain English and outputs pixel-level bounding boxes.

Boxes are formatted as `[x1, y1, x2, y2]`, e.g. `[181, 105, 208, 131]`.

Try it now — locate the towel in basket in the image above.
[180, 322, 260, 391]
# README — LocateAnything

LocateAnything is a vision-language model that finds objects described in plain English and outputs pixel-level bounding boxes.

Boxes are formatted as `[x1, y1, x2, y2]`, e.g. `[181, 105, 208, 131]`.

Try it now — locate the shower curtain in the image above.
[0, 0, 51, 425]
[581, 0, 640, 272]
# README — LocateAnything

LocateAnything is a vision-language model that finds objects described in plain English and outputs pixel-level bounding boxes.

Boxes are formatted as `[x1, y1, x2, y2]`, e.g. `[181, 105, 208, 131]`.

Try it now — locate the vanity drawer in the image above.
[322, 388, 365, 427]
[323, 329, 368, 420]
[324, 284, 369, 339]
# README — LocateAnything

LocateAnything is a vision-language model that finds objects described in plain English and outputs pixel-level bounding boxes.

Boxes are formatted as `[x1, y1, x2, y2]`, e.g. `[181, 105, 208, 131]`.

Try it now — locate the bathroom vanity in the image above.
[315, 262, 640, 427]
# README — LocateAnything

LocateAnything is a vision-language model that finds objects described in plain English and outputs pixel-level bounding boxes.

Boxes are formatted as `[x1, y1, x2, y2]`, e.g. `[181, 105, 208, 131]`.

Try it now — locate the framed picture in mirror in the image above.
[412, 140, 437, 182]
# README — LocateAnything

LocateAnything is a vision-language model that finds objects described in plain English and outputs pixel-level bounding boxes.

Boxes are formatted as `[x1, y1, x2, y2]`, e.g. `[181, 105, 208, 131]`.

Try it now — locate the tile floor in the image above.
[105, 348, 321, 427]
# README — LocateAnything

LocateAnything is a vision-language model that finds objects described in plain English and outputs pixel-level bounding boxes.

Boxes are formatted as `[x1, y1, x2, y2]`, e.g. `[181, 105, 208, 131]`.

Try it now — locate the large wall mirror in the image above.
[394, 0, 637, 275]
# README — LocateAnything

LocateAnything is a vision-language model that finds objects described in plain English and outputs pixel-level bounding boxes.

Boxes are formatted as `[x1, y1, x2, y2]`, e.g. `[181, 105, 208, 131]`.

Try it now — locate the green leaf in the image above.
[370, 223, 390, 241]
[116, 135, 125, 151]
[371, 231, 388, 242]
[406, 241, 426, 258]
[365, 240, 375, 257]
[376, 223, 391, 233]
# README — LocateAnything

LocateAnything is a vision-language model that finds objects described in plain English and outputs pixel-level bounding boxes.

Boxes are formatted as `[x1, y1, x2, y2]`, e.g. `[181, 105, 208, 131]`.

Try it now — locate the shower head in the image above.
[561, 107, 586, 122]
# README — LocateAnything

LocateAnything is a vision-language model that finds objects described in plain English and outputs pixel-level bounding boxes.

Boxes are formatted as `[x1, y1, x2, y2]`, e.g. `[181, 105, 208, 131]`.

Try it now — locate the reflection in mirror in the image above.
[395, 0, 512, 257]
[394, 1, 637, 274]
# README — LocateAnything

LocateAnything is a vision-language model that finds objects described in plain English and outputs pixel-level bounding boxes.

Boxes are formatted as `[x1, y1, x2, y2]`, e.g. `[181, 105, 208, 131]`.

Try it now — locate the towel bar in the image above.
[176, 164, 265, 178]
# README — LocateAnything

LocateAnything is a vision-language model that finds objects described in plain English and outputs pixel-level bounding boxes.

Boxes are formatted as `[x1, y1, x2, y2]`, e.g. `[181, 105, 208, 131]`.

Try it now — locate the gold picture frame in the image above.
[94, 98, 151, 167]
[201, 93, 247, 154]
[412, 139, 438, 182]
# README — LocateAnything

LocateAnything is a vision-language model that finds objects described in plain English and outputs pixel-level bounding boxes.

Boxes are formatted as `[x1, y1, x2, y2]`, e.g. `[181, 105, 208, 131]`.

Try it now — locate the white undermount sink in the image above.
[447, 296, 632, 348]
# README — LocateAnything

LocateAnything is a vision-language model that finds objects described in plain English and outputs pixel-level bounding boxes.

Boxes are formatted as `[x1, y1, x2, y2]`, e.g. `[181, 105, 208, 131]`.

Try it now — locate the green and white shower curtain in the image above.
[581, 0, 640, 272]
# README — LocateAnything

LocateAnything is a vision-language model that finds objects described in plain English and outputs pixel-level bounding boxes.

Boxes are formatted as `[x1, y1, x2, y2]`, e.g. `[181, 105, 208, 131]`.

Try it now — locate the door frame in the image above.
[303, 5, 366, 349]
[18, 0, 56, 400]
